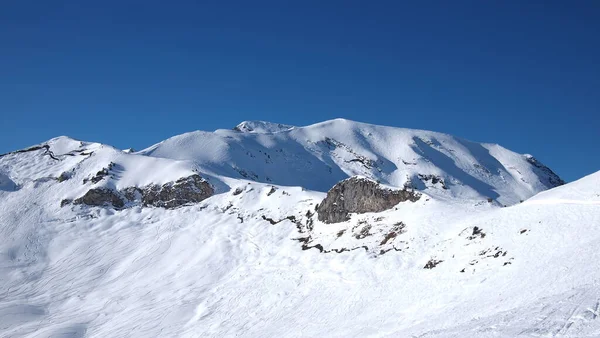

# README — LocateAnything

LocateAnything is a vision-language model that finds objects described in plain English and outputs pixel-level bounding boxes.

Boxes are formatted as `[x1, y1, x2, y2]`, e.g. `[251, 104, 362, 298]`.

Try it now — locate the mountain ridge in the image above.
[2, 119, 564, 205]
[143, 118, 564, 205]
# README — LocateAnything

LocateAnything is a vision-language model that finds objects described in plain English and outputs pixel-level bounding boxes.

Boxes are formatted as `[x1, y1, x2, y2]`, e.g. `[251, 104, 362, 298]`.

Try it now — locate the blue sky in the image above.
[1, 1, 598, 181]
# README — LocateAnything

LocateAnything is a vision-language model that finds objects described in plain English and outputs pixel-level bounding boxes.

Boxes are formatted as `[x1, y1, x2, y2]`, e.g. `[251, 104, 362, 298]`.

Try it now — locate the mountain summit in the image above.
[232, 120, 295, 133]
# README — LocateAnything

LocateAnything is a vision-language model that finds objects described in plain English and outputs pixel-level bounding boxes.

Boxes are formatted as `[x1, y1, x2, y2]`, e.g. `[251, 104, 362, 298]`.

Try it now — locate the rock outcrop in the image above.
[140, 175, 214, 208]
[74, 187, 125, 208]
[317, 176, 421, 224]
[70, 174, 214, 209]
[524, 155, 565, 188]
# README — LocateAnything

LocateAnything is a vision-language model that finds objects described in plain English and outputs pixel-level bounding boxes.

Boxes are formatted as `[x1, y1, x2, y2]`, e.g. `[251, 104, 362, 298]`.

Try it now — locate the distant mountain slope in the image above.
[141, 118, 563, 205]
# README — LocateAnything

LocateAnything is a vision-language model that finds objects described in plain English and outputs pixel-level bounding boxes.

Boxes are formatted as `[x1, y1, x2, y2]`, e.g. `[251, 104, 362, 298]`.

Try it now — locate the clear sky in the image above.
[1, 1, 598, 181]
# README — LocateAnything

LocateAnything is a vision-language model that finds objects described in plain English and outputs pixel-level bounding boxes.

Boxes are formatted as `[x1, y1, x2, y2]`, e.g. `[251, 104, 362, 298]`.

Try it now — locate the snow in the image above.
[1, 119, 598, 337]
[142, 118, 562, 206]
[0, 137, 200, 201]
[526, 171, 600, 203]
[232, 120, 295, 134]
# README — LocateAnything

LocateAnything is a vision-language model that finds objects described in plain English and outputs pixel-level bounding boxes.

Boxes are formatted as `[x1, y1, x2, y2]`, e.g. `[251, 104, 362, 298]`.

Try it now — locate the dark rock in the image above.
[262, 215, 278, 225]
[74, 188, 125, 208]
[57, 171, 73, 183]
[417, 174, 448, 189]
[467, 226, 486, 240]
[0, 144, 58, 161]
[317, 177, 421, 224]
[323, 137, 381, 171]
[261, 215, 297, 225]
[72, 174, 213, 210]
[524, 155, 565, 187]
[380, 222, 406, 245]
[294, 236, 369, 254]
[424, 259, 443, 269]
[354, 224, 372, 239]
[122, 187, 143, 201]
[141, 174, 214, 209]
[84, 162, 114, 184]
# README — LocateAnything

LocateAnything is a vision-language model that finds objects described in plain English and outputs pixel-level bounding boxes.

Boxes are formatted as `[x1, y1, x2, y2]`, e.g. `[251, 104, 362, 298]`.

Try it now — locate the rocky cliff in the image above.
[317, 176, 421, 223]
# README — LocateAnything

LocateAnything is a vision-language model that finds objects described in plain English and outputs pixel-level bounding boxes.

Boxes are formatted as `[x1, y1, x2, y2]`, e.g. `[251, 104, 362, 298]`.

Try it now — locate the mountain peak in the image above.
[233, 121, 295, 134]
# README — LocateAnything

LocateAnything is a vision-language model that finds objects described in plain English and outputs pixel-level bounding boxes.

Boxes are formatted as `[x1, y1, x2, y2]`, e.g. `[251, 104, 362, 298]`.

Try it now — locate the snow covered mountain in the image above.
[2, 119, 598, 338]
[142, 118, 563, 205]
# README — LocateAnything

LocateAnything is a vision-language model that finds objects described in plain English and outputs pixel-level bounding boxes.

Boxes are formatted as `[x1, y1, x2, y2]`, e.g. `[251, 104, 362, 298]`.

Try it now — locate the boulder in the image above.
[317, 177, 421, 224]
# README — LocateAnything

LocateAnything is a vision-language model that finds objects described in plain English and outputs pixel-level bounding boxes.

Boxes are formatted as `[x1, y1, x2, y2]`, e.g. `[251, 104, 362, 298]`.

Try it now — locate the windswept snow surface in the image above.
[1, 119, 597, 338]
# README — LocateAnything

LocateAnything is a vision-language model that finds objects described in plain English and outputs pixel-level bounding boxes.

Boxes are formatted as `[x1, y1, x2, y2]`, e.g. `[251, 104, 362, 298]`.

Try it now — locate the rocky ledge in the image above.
[317, 176, 421, 224]
[66, 174, 214, 209]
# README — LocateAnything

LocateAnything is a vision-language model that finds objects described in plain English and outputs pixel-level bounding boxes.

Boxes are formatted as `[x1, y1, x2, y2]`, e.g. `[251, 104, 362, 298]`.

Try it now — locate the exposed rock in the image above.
[380, 222, 406, 245]
[418, 174, 448, 189]
[466, 226, 486, 240]
[0, 144, 59, 161]
[354, 224, 372, 239]
[295, 236, 369, 254]
[71, 174, 213, 210]
[322, 137, 381, 172]
[141, 175, 214, 208]
[73, 188, 125, 208]
[317, 177, 421, 224]
[122, 187, 143, 201]
[524, 155, 565, 187]
[83, 162, 114, 184]
[57, 170, 74, 183]
[261, 215, 297, 225]
[233, 121, 294, 134]
[424, 259, 443, 269]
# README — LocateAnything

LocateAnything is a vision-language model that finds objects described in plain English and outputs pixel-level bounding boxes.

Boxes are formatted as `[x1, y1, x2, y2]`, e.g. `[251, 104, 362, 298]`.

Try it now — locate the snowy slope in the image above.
[1, 120, 597, 338]
[0, 136, 206, 204]
[142, 118, 563, 206]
